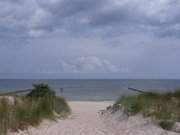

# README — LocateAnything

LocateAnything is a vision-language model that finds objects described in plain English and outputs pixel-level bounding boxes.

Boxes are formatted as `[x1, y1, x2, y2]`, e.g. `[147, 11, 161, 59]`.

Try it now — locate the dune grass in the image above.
[0, 84, 70, 135]
[112, 89, 180, 130]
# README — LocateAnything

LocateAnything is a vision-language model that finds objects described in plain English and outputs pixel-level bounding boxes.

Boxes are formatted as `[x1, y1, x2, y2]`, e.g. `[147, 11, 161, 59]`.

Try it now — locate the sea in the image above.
[0, 79, 180, 101]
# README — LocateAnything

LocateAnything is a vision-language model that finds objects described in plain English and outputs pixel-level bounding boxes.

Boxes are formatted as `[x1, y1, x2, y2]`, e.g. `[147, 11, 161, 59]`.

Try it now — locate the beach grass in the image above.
[112, 89, 180, 130]
[0, 84, 70, 135]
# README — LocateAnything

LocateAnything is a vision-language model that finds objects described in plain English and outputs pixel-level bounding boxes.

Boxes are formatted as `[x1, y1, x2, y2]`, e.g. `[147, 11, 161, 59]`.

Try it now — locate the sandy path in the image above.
[9, 101, 179, 135]
[10, 101, 112, 135]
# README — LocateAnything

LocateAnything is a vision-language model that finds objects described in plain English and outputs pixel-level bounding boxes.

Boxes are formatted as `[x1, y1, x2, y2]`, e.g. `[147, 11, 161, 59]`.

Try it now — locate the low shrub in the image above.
[159, 120, 175, 130]
[27, 83, 55, 98]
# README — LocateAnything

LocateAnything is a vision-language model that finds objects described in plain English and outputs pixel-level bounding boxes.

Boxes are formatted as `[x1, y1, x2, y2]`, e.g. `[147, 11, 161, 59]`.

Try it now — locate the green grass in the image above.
[0, 84, 70, 135]
[112, 89, 180, 130]
[0, 96, 70, 135]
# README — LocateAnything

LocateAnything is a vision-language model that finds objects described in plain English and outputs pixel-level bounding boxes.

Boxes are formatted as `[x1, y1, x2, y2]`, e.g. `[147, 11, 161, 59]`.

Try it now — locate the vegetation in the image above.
[159, 120, 175, 130]
[0, 83, 70, 135]
[27, 83, 55, 98]
[112, 89, 180, 130]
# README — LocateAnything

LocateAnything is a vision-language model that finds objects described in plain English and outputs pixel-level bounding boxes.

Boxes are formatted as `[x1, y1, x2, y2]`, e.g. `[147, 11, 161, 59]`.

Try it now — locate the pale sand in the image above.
[9, 101, 179, 135]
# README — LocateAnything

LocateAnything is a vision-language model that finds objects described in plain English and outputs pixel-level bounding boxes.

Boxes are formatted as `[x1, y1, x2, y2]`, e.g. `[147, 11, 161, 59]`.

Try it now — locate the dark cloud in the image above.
[0, 0, 180, 38]
[38, 0, 105, 17]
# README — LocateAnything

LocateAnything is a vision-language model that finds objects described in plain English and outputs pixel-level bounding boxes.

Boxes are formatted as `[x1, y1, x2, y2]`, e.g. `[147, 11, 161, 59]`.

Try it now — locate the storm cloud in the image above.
[0, 0, 180, 78]
[1, 0, 180, 37]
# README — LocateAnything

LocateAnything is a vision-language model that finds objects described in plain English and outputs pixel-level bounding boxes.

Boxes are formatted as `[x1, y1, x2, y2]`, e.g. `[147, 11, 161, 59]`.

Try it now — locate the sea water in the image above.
[0, 79, 180, 101]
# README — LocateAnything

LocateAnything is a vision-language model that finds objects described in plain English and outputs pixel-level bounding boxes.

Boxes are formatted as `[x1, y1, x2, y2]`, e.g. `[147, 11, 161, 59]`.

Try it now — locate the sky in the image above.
[0, 0, 180, 79]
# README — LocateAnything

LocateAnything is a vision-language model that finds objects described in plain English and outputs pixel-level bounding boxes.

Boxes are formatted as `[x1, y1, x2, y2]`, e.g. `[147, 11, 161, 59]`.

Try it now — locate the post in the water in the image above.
[60, 88, 64, 96]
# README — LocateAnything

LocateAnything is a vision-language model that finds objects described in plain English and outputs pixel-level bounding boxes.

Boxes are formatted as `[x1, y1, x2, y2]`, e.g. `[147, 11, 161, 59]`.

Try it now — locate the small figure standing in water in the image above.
[60, 88, 64, 96]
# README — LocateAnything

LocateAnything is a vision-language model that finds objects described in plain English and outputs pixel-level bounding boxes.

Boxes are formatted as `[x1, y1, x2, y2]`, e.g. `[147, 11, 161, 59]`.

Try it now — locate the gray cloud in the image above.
[0, 0, 180, 78]
[0, 34, 180, 78]
[0, 0, 180, 38]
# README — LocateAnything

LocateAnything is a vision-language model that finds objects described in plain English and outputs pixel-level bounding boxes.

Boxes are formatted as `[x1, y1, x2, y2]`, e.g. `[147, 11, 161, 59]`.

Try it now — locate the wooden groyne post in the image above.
[128, 87, 149, 94]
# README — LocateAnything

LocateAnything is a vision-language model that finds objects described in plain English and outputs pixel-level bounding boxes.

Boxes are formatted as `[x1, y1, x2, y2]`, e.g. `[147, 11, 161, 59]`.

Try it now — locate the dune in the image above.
[9, 101, 179, 135]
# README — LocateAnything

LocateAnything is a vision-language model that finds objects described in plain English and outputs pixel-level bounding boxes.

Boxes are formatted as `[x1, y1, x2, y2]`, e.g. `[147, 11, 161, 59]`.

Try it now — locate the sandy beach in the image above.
[9, 101, 179, 135]
[9, 101, 111, 135]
